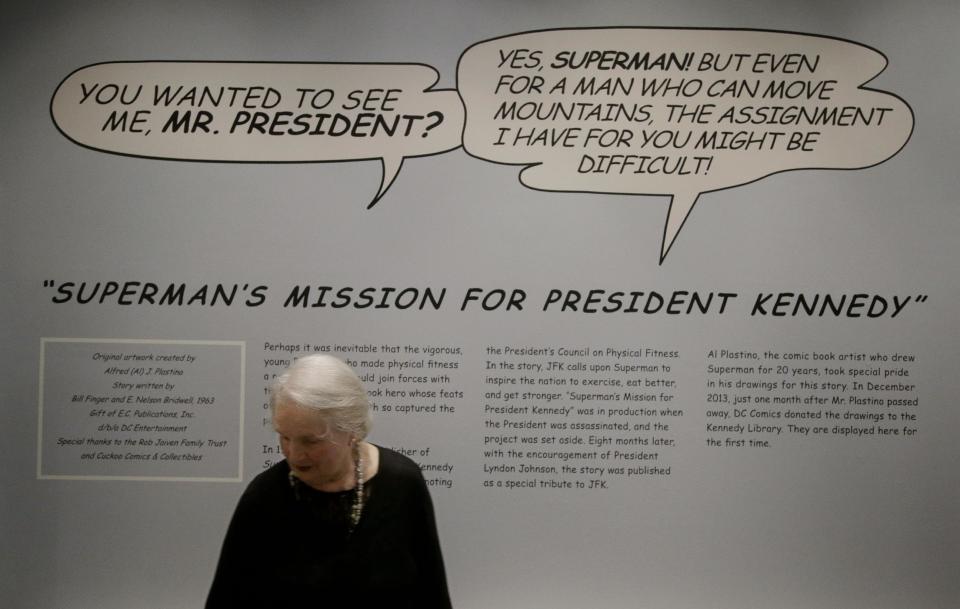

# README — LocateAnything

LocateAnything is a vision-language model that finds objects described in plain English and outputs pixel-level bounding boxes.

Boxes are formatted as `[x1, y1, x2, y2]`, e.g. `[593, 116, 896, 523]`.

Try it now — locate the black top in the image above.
[206, 447, 452, 609]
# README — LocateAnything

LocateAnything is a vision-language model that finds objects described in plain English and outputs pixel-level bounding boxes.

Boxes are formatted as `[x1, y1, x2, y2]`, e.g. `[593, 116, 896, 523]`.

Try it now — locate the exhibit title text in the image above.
[41, 281, 928, 319]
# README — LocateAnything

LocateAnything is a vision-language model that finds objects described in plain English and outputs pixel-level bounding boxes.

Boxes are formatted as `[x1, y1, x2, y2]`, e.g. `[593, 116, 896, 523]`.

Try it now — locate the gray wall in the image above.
[3, 1, 958, 608]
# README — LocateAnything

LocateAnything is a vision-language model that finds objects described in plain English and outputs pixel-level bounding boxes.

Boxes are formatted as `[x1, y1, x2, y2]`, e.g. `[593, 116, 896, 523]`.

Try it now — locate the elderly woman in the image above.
[206, 354, 452, 608]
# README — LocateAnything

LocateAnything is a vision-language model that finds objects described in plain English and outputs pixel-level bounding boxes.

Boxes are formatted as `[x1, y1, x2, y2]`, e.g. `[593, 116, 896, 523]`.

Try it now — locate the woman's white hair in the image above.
[269, 354, 372, 439]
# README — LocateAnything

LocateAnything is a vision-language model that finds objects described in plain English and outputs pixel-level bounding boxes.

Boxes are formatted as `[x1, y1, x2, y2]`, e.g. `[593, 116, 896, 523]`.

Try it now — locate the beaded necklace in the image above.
[349, 442, 365, 532]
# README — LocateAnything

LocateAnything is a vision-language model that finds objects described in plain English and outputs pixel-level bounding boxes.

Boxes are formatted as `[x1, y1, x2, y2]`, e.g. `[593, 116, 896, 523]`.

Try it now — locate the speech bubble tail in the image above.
[660, 192, 700, 264]
[368, 157, 405, 209]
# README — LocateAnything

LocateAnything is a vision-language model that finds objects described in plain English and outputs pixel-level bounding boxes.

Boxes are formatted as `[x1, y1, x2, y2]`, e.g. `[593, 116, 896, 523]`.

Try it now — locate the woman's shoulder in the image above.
[375, 446, 425, 477]
[240, 460, 292, 501]
[371, 446, 432, 497]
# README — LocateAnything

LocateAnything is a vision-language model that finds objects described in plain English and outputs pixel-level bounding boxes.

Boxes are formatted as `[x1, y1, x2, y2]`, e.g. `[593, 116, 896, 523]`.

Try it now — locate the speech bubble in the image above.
[51, 61, 465, 207]
[458, 28, 914, 262]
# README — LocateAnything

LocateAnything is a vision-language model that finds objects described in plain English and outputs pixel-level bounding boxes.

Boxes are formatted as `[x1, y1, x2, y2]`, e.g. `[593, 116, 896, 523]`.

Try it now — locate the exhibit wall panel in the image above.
[2, 1, 958, 608]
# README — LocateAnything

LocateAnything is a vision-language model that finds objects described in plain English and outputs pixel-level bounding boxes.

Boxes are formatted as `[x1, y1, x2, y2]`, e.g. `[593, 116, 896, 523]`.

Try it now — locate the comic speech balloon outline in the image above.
[51, 61, 465, 207]
[457, 27, 914, 262]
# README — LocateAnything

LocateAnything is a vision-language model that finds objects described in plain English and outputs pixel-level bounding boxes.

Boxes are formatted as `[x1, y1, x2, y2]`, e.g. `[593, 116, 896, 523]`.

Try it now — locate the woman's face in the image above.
[273, 399, 354, 490]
